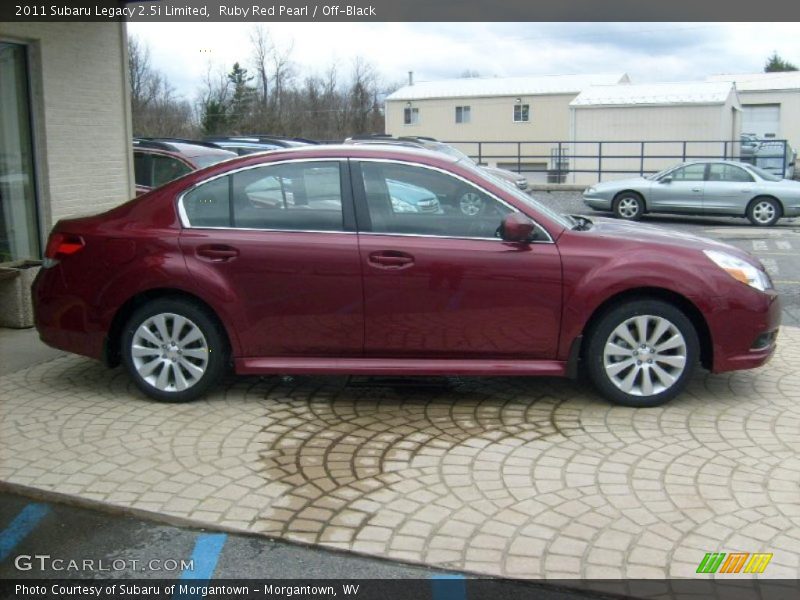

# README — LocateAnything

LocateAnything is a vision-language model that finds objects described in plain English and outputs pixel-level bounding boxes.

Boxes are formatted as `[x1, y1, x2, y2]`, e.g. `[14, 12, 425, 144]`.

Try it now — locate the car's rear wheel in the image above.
[747, 196, 781, 227]
[612, 192, 644, 221]
[121, 298, 228, 402]
[585, 300, 699, 407]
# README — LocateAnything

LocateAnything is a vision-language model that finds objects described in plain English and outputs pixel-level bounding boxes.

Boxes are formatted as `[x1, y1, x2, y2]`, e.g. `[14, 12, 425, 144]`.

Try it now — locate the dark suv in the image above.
[133, 139, 236, 195]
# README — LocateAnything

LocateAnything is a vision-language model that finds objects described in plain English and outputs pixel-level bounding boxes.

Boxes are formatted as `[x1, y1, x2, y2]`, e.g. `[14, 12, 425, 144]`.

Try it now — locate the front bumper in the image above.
[583, 195, 612, 210]
[707, 289, 781, 373]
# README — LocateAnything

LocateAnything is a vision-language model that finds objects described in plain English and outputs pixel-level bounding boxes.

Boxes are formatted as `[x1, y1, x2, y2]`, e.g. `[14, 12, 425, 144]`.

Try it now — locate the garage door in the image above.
[743, 104, 780, 139]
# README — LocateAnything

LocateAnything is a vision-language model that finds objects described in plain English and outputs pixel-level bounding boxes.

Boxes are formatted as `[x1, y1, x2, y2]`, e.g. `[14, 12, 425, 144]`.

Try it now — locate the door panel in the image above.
[649, 164, 705, 212]
[351, 159, 562, 359]
[703, 163, 755, 215]
[358, 235, 562, 358]
[179, 159, 363, 358]
[181, 230, 363, 357]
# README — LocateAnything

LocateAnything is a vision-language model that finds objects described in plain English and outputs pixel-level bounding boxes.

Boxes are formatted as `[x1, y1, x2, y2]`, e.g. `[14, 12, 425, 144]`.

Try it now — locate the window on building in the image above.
[513, 104, 530, 123]
[403, 107, 419, 125]
[455, 106, 471, 124]
[0, 42, 39, 261]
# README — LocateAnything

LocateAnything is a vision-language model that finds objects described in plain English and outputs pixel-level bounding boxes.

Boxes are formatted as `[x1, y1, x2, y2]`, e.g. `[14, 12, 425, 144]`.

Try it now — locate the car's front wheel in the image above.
[585, 300, 699, 407]
[612, 192, 644, 221]
[121, 297, 228, 402]
[747, 197, 781, 227]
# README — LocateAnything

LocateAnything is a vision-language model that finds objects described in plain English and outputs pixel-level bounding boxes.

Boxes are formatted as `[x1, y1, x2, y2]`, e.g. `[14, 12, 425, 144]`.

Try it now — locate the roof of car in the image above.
[231, 143, 462, 165]
[134, 138, 237, 158]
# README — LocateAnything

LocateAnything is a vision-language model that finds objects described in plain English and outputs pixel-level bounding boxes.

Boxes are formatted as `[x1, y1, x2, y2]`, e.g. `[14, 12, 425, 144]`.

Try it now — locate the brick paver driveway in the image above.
[1, 329, 798, 579]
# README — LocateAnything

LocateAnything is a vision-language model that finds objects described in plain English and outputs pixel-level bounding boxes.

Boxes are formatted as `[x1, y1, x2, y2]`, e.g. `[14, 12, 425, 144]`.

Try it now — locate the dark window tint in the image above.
[707, 164, 754, 182]
[360, 162, 511, 239]
[133, 151, 150, 187]
[231, 161, 343, 231]
[182, 177, 230, 227]
[671, 164, 706, 181]
[152, 155, 192, 188]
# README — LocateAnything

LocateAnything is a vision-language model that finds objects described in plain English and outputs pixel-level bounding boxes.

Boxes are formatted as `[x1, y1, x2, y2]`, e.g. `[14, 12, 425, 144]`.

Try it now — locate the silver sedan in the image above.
[583, 160, 800, 226]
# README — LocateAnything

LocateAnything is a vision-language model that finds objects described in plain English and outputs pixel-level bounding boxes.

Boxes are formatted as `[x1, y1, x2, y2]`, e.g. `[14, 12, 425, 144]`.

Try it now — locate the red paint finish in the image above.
[33, 145, 780, 384]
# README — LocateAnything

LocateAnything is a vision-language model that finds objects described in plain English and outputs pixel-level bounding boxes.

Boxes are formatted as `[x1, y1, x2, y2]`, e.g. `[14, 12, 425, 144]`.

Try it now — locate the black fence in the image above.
[443, 139, 795, 182]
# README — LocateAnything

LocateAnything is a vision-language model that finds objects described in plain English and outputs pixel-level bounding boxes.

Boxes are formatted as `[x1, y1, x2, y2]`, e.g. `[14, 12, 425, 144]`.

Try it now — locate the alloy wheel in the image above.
[603, 314, 687, 397]
[617, 197, 640, 219]
[459, 192, 484, 216]
[131, 312, 209, 392]
[752, 201, 776, 225]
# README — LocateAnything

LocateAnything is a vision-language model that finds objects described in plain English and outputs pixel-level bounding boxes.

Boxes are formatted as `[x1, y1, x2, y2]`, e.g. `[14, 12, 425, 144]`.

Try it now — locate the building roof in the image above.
[707, 71, 800, 92]
[570, 81, 736, 107]
[386, 73, 629, 101]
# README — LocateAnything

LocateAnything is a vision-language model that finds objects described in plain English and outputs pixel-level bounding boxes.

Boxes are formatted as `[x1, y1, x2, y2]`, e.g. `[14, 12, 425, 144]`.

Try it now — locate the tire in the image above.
[121, 297, 228, 402]
[612, 192, 644, 221]
[585, 299, 699, 407]
[747, 197, 781, 227]
[459, 190, 485, 217]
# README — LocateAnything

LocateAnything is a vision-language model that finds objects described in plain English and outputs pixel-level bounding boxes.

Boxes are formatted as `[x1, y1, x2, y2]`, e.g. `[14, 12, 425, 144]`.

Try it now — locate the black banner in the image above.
[2, 579, 800, 600]
[4, 0, 800, 22]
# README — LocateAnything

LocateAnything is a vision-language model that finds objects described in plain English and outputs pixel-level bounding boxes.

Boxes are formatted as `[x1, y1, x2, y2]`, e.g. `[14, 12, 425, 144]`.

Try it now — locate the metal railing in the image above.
[442, 139, 795, 182]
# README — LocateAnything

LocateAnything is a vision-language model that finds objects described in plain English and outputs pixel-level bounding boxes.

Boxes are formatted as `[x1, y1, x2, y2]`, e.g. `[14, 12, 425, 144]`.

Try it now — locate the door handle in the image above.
[691, 188, 702, 193]
[197, 244, 239, 261]
[368, 251, 414, 269]
[740, 189, 752, 193]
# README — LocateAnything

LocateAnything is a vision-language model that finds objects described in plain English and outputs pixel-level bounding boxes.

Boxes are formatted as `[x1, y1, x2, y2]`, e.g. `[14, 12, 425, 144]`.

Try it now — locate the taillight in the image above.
[42, 232, 85, 268]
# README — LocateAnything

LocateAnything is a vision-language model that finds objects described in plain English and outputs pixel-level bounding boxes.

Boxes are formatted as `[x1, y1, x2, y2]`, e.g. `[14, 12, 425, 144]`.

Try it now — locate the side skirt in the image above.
[235, 357, 567, 377]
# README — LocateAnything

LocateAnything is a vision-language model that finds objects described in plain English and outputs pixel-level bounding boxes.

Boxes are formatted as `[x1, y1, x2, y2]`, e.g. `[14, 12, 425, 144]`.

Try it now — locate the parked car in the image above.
[738, 134, 796, 179]
[133, 139, 237, 195]
[34, 145, 779, 408]
[345, 135, 530, 194]
[583, 160, 800, 226]
[204, 138, 284, 156]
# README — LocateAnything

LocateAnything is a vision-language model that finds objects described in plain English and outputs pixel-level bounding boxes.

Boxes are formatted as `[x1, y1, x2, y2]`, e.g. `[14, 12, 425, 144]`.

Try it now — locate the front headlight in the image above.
[391, 197, 418, 213]
[704, 249, 772, 292]
[585, 186, 596, 194]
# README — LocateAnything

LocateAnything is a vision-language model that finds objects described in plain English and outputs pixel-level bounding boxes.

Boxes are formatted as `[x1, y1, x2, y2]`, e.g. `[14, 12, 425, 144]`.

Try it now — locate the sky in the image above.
[127, 22, 800, 101]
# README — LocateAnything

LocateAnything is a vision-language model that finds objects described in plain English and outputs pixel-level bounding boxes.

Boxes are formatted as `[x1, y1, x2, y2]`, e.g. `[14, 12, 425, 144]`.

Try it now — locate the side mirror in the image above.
[500, 213, 536, 243]
[659, 176, 672, 184]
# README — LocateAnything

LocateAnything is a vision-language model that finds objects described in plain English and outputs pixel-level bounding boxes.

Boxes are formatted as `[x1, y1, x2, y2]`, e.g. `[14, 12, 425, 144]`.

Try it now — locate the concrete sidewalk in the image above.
[0, 326, 797, 581]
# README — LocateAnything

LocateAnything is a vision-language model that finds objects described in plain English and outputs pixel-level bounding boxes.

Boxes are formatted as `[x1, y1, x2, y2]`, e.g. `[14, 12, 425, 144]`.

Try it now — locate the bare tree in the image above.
[128, 35, 196, 137]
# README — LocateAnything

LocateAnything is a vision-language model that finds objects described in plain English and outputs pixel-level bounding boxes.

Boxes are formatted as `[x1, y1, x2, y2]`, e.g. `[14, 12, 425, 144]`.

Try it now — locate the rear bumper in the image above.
[32, 267, 105, 361]
[708, 289, 781, 373]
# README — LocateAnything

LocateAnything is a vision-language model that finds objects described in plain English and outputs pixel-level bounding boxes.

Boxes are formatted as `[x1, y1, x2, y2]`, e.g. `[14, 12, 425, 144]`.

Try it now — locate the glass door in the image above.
[0, 42, 39, 262]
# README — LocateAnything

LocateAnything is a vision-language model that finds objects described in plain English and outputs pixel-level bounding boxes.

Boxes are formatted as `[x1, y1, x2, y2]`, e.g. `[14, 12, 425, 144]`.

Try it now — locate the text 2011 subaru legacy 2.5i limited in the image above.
[33, 146, 780, 407]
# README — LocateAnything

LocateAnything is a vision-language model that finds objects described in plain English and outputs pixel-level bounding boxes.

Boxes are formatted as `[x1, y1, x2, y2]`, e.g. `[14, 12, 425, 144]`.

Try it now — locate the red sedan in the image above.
[33, 145, 780, 407]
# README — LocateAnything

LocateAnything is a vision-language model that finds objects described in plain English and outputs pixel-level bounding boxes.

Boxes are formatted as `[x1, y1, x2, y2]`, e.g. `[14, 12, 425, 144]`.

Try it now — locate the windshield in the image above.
[747, 165, 783, 182]
[646, 166, 677, 181]
[457, 158, 572, 230]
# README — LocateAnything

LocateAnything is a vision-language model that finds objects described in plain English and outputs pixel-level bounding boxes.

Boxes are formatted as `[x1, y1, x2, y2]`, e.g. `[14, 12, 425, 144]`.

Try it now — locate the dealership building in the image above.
[0, 23, 133, 264]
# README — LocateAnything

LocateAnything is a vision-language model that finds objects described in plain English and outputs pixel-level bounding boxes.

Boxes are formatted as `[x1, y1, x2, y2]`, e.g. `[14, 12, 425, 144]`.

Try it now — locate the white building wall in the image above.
[738, 89, 800, 154]
[0, 23, 134, 233]
[570, 102, 741, 184]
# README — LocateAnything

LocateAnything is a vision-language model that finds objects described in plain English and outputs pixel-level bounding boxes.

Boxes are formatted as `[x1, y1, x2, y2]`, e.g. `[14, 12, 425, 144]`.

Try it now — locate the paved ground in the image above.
[1, 209, 798, 584]
[0, 334, 798, 580]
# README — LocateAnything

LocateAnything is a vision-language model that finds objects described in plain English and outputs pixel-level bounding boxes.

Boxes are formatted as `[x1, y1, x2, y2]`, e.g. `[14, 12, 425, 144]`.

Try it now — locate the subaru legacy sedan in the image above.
[583, 160, 800, 226]
[33, 146, 780, 407]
